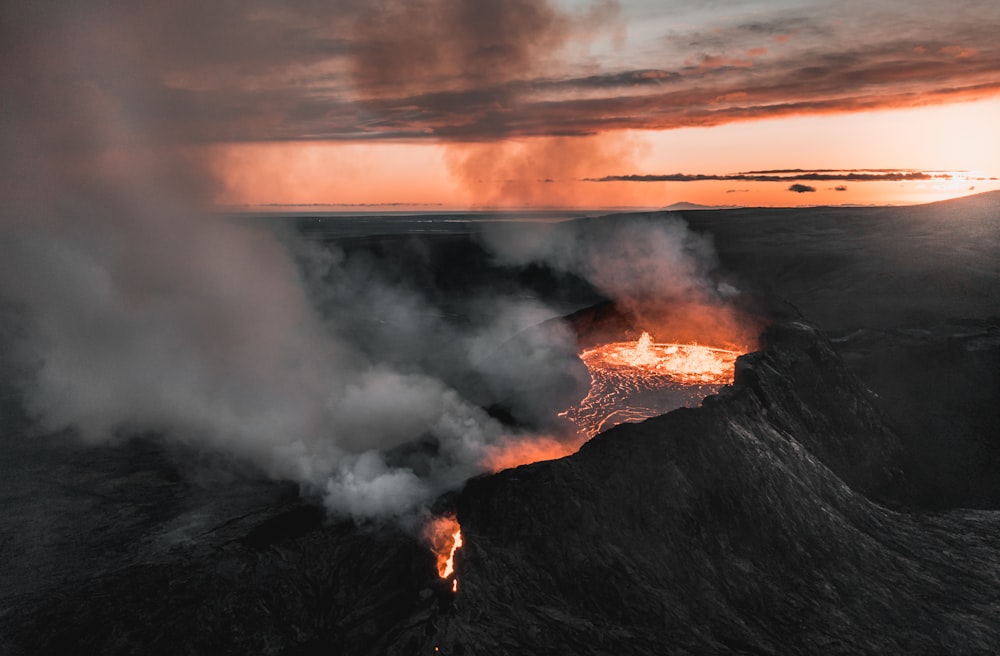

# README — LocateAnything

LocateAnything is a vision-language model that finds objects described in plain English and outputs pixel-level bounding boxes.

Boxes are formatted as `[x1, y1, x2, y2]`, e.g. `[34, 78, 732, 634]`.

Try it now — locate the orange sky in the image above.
[213, 97, 1000, 208]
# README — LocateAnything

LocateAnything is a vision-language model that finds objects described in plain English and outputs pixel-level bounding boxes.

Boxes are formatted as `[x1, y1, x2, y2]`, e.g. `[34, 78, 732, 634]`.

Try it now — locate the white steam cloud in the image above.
[479, 216, 720, 304]
[0, 205, 586, 517]
[1, 2, 747, 521]
[478, 216, 756, 349]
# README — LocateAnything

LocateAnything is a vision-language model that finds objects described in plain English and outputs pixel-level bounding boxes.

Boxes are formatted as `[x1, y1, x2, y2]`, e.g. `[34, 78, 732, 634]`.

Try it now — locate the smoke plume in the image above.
[0, 2, 579, 519]
[1, 0, 748, 521]
[479, 216, 759, 349]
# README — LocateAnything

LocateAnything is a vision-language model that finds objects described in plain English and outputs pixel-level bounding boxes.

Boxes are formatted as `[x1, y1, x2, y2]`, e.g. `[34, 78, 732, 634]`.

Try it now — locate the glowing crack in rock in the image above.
[424, 515, 463, 592]
[561, 331, 742, 437]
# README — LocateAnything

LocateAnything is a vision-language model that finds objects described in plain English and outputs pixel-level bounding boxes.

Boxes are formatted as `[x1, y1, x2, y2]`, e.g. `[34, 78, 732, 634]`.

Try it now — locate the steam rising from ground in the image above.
[0, 209, 582, 517]
[480, 216, 757, 349]
[1, 0, 748, 521]
[1, 206, 746, 519]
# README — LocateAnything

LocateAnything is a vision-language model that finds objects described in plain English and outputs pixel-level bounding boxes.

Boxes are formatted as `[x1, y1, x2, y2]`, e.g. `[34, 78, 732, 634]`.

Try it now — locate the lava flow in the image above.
[561, 331, 743, 437]
[424, 515, 463, 592]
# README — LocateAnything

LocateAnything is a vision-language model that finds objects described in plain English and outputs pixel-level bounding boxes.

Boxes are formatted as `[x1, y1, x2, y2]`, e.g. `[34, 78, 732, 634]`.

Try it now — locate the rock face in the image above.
[7, 318, 1000, 655]
[443, 320, 999, 655]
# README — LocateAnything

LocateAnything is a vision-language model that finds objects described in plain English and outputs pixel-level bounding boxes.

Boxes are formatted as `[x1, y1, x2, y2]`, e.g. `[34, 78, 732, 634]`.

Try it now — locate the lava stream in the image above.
[424, 515, 463, 591]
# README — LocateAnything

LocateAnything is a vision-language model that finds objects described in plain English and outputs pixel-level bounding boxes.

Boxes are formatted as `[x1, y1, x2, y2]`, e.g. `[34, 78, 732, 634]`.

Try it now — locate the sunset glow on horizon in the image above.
[212, 97, 1000, 210]
[4, 0, 1000, 211]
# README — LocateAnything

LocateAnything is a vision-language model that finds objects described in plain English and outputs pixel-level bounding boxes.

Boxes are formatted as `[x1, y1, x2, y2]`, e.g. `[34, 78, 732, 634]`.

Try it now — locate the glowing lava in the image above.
[561, 331, 742, 437]
[424, 515, 463, 591]
[587, 331, 739, 384]
[480, 434, 586, 473]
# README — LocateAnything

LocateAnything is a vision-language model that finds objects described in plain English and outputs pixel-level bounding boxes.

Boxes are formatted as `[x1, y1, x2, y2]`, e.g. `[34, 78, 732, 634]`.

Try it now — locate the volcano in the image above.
[8, 312, 1000, 654]
[3, 194, 1000, 655]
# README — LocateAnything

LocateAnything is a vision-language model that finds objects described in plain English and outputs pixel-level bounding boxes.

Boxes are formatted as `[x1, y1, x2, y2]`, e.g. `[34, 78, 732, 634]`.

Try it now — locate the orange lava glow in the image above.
[561, 331, 745, 437]
[480, 434, 587, 473]
[584, 332, 740, 385]
[424, 515, 463, 585]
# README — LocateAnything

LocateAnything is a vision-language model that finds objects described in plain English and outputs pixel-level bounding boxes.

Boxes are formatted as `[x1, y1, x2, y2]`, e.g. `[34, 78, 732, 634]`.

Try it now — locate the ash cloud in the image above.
[0, 0, 759, 524]
[0, 1, 592, 521]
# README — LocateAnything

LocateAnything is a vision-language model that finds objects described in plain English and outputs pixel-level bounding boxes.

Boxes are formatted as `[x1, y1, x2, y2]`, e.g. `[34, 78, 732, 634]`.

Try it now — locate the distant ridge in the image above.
[661, 201, 738, 211]
[664, 190, 1000, 213]
[918, 189, 1000, 209]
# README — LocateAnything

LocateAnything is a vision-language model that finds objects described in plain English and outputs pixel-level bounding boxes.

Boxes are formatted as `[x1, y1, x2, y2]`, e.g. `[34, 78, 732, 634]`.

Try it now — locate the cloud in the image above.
[5, 1, 998, 146]
[586, 169, 941, 183]
[788, 184, 817, 193]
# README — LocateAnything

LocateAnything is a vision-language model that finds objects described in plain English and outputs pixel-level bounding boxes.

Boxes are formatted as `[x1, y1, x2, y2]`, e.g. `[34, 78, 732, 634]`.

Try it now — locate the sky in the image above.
[4, 0, 1000, 209]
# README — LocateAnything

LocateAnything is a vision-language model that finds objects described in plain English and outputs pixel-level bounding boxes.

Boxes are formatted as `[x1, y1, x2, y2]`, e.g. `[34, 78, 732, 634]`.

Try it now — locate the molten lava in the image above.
[444, 528, 463, 578]
[424, 515, 463, 591]
[585, 331, 739, 384]
[561, 331, 743, 437]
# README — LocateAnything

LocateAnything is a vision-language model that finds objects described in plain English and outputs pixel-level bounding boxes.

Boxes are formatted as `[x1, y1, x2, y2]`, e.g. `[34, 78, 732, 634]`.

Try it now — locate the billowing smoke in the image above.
[0, 2, 581, 520]
[1, 0, 747, 521]
[478, 216, 759, 349]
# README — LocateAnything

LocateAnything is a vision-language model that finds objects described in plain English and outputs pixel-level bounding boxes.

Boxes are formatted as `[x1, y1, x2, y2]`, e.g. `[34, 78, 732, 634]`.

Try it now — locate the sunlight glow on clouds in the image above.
[4, 0, 999, 208]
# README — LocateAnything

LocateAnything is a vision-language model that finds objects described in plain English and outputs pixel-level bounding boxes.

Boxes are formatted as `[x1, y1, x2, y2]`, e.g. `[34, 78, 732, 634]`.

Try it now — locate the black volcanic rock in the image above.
[6, 513, 445, 656]
[830, 318, 1000, 509]
[678, 193, 1000, 508]
[6, 319, 1000, 655]
[731, 320, 906, 499]
[439, 321, 998, 654]
[561, 300, 639, 349]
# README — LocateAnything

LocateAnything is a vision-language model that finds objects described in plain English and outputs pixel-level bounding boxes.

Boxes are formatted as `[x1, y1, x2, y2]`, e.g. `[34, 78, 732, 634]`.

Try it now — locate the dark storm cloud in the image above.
[789, 184, 817, 193]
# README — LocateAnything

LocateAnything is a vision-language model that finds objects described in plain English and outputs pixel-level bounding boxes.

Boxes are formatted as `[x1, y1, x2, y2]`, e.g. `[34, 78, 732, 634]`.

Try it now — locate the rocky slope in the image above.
[679, 191, 1000, 508]
[441, 320, 1000, 654]
[7, 316, 1000, 655]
